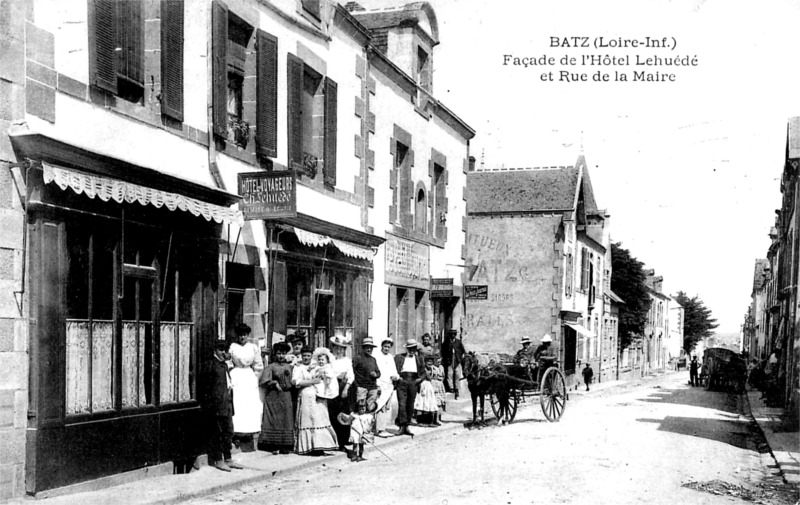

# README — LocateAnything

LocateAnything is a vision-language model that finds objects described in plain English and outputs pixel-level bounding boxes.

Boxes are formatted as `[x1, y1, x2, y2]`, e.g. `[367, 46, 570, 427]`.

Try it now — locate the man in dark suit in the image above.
[393, 339, 428, 436]
[204, 340, 244, 472]
[442, 330, 465, 399]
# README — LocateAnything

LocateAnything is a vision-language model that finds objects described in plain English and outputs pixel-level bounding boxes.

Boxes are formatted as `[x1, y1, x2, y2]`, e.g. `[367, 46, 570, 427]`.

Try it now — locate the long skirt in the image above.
[259, 389, 294, 450]
[230, 367, 263, 433]
[431, 378, 447, 409]
[295, 386, 338, 454]
[414, 380, 438, 413]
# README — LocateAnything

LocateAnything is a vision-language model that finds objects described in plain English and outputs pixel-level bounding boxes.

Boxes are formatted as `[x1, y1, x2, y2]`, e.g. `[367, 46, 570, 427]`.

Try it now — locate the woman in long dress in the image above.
[293, 346, 338, 455]
[228, 323, 263, 449]
[258, 342, 294, 454]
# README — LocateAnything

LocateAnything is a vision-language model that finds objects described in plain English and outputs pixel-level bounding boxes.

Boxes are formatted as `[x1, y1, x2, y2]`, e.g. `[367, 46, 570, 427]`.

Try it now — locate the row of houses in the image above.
[0, 0, 688, 497]
[745, 117, 800, 422]
[0, 0, 476, 496]
[462, 163, 685, 389]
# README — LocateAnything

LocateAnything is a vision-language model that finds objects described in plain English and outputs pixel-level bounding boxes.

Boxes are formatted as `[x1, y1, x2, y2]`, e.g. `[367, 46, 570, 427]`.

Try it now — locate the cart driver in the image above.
[514, 336, 536, 365]
[533, 334, 555, 362]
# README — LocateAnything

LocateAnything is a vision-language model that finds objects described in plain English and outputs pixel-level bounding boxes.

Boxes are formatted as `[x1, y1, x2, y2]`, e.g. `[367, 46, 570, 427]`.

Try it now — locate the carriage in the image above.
[699, 347, 747, 393]
[463, 351, 568, 424]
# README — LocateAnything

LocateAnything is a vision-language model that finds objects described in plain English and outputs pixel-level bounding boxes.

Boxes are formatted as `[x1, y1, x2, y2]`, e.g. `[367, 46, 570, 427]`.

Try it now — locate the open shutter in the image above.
[286, 54, 304, 168]
[211, 0, 228, 138]
[323, 77, 337, 186]
[117, 0, 144, 86]
[269, 260, 287, 347]
[161, 0, 184, 121]
[89, 0, 118, 93]
[256, 30, 278, 159]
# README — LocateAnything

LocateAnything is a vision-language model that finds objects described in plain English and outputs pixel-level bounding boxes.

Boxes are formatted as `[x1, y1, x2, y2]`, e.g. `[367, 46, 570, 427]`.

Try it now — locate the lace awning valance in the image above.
[293, 227, 376, 260]
[42, 162, 244, 226]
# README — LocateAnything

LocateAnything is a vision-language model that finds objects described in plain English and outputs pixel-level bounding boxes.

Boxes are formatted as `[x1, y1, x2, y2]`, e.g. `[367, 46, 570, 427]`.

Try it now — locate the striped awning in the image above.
[43, 162, 244, 226]
[293, 227, 376, 260]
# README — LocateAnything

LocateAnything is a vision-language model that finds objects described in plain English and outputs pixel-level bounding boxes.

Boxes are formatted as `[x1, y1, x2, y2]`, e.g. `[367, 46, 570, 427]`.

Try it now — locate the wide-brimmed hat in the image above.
[405, 339, 419, 348]
[541, 334, 552, 343]
[312, 346, 335, 364]
[361, 336, 377, 347]
[330, 335, 352, 348]
[520, 336, 531, 345]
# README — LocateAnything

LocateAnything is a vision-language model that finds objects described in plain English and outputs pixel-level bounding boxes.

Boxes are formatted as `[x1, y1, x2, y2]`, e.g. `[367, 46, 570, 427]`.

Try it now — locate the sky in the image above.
[356, 0, 800, 334]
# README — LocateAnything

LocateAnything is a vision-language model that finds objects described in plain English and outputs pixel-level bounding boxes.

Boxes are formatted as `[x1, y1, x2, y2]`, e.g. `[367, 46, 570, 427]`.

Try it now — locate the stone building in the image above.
[0, 0, 473, 497]
[464, 156, 611, 388]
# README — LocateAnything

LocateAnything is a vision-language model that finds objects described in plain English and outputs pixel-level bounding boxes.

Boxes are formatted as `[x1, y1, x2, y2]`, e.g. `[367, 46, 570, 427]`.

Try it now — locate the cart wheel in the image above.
[540, 368, 567, 422]
[490, 390, 518, 423]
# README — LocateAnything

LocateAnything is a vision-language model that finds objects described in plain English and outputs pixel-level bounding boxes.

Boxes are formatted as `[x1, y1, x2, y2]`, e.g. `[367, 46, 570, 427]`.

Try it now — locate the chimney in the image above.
[468, 156, 476, 172]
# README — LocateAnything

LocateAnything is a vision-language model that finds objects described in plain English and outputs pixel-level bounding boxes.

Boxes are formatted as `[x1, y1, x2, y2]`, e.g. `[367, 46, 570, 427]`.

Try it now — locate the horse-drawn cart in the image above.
[463, 352, 568, 424]
[700, 347, 747, 393]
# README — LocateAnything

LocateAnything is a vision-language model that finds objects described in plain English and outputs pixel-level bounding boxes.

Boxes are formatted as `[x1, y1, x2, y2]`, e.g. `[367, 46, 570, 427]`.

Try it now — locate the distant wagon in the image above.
[699, 347, 747, 393]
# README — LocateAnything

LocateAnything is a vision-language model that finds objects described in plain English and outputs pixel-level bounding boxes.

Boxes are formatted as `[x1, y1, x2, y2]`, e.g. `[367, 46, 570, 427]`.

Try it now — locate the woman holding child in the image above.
[292, 346, 338, 455]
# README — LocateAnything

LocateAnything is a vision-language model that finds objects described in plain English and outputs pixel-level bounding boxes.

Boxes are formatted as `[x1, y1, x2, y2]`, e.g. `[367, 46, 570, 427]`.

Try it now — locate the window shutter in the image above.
[211, 0, 228, 138]
[271, 261, 287, 340]
[161, 0, 184, 121]
[323, 77, 337, 186]
[256, 30, 278, 159]
[117, 0, 144, 86]
[301, 0, 321, 20]
[89, 0, 118, 93]
[286, 53, 304, 168]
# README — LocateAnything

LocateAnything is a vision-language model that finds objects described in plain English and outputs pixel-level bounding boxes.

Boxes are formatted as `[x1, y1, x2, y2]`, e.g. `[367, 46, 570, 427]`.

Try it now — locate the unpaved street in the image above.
[195, 373, 798, 505]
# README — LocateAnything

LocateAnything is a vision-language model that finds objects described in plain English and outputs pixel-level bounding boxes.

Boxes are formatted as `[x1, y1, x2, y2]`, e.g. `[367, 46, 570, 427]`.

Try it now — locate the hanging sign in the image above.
[465, 285, 488, 300]
[238, 170, 297, 220]
[430, 278, 454, 298]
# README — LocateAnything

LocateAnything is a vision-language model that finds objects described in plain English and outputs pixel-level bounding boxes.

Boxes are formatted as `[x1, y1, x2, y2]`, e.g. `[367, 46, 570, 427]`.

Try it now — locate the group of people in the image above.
[205, 324, 467, 471]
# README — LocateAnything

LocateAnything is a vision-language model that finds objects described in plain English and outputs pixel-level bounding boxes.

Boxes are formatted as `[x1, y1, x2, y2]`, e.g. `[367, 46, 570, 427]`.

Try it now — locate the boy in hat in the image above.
[353, 336, 381, 412]
[204, 340, 244, 471]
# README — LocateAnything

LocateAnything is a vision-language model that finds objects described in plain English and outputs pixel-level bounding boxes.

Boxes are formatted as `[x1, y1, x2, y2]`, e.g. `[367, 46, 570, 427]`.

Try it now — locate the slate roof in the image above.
[467, 167, 579, 214]
[752, 258, 770, 292]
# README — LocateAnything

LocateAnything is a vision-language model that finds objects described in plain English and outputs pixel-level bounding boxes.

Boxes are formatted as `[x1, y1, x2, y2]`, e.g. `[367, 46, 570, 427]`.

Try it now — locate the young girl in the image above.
[430, 354, 447, 417]
[312, 347, 339, 400]
[346, 400, 375, 462]
[414, 355, 439, 426]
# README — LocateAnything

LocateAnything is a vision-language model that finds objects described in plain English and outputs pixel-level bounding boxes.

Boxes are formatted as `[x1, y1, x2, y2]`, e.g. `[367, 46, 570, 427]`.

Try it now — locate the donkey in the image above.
[462, 351, 509, 427]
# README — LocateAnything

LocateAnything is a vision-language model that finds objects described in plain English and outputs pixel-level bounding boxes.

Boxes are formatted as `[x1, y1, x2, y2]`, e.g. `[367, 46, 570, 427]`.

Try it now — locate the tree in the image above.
[674, 291, 718, 353]
[610, 242, 651, 350]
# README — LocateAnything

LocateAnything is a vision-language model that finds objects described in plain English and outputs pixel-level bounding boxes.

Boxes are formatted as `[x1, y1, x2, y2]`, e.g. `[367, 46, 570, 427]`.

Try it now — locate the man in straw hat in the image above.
[353, 336, 381, 412]
[514, 335, 535, 365]
[393, 339, 428, 436]
[374, 336, 399, 437]
[533, 334, 555, 362]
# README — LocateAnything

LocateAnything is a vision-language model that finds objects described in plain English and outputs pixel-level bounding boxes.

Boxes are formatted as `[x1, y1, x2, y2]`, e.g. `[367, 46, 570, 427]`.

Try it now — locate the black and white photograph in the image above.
[0, 0, 798, 503]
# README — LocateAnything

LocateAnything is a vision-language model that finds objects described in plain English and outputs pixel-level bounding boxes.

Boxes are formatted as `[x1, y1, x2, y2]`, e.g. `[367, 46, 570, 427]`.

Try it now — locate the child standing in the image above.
[430, 354, 447, 418]
[346, 400, 375, 462]
[414, 355, 440, 427]
[204, 340, 244, 472]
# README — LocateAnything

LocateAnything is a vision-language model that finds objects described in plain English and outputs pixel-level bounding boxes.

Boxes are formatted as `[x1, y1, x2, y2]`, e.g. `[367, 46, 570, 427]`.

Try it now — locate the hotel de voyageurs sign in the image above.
[238, 171, 297, 220]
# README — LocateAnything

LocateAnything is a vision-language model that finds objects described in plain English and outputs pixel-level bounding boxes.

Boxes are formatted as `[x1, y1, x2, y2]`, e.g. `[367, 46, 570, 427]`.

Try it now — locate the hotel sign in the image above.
[237, 171, 296, 220]
[384, 234, 430, 289]
[430, 278, 454, 298]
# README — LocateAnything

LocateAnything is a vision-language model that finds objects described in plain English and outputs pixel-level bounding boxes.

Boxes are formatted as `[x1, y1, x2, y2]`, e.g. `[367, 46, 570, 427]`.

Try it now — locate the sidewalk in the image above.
[4, 395, 475, 505]
[745, 389, 800, 490]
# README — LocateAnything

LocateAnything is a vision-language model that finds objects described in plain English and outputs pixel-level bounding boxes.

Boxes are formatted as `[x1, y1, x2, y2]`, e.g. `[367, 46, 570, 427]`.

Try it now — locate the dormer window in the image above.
[416, 46, 431, 90]
[301, 0, 321, 20]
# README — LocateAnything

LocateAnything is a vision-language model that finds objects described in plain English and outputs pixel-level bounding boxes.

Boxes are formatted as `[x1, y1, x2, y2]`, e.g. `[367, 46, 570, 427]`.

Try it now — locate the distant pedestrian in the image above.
[689, 355, 699, 387]
[582, 363, 594, 391]
[204, 340, 244, 472]
[442, 330, 465, 400]
[419, 333, 434, 357]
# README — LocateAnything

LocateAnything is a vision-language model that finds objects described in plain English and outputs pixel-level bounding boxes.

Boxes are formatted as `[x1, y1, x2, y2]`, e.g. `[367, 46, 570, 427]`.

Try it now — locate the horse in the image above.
[462, 351, 510, 427]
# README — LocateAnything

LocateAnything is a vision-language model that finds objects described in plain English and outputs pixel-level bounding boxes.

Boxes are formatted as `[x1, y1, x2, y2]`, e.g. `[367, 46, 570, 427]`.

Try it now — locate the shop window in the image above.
[287, 54, 337, 184]
[64, 221, 197, 415]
